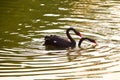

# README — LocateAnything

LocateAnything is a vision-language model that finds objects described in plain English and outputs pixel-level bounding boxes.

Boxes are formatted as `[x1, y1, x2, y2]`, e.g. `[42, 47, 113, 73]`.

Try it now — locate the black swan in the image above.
[44, 28, 82, 49]
[78, 37, 97, 48]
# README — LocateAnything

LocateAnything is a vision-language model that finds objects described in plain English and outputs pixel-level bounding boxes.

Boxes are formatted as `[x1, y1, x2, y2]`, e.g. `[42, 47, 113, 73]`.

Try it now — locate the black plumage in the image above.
[44, 28, 82, 49]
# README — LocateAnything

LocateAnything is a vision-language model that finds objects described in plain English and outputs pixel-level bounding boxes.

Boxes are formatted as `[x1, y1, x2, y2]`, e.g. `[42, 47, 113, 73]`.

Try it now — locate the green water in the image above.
[0, 0, 120, 80]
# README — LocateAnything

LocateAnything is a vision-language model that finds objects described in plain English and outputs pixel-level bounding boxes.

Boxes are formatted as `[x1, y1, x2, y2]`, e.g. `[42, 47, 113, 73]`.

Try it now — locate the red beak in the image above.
[79, 33, 82, 37]
[94, 41, 97, 46]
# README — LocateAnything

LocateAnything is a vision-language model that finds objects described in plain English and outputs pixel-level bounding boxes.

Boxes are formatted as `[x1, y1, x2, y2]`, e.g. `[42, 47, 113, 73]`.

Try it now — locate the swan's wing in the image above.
[44, 35, 70, 47]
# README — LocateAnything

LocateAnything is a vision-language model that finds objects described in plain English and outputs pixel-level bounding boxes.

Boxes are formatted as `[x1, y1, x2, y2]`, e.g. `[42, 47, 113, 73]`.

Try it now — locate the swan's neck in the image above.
[66, 28, 76, 45]
[78, 38, 95, 47]
[78, 38, 85, 47]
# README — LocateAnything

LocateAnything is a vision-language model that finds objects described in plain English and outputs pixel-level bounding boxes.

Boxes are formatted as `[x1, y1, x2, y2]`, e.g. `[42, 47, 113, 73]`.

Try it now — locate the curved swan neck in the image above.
[66, 28, 76, 45]
[78, 38, 86, 47]
[78, 37, 96, 48]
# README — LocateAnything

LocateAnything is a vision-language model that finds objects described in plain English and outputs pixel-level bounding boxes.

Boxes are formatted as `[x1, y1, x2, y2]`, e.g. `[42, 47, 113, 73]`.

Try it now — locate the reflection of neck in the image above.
[78, 37, 94, 47]
[66, 28, 76, 45]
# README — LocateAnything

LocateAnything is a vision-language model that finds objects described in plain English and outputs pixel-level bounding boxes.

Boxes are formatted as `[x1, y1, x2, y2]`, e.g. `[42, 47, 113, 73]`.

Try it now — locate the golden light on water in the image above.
[0, 0, 120, 80]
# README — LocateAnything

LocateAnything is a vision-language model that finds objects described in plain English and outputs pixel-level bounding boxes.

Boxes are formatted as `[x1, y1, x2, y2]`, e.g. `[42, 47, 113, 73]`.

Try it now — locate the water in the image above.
[0, 0, 120, 80]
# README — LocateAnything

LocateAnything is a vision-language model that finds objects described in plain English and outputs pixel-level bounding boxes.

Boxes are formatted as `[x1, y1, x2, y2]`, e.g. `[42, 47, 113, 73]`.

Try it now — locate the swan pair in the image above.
[44, 28, 96, 49]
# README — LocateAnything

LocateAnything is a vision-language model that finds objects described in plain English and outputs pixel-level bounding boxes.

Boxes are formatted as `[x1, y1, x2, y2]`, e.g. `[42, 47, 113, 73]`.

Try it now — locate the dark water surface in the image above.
[0, 0, 120, 80]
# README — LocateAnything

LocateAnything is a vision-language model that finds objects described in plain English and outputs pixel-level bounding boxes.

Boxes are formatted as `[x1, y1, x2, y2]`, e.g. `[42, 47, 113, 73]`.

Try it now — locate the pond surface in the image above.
[0, 0, 120, 80]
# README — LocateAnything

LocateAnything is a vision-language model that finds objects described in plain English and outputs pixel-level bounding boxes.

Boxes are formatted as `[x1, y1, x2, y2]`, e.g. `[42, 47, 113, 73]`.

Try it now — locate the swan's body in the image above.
[44, 28, 82, 49]
[44, 35, 74, 48]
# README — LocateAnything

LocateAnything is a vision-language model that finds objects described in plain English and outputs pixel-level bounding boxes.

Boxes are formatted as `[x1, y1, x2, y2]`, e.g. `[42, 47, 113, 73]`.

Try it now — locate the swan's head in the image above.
[88, 38, 97, 46]
[76, 32, 82, 37]
[67, 28, 82, 37]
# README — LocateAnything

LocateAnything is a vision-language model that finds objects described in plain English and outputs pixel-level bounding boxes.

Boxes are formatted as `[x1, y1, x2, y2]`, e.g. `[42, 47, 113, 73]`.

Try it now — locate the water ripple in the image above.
[0, 0, 120, 80]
